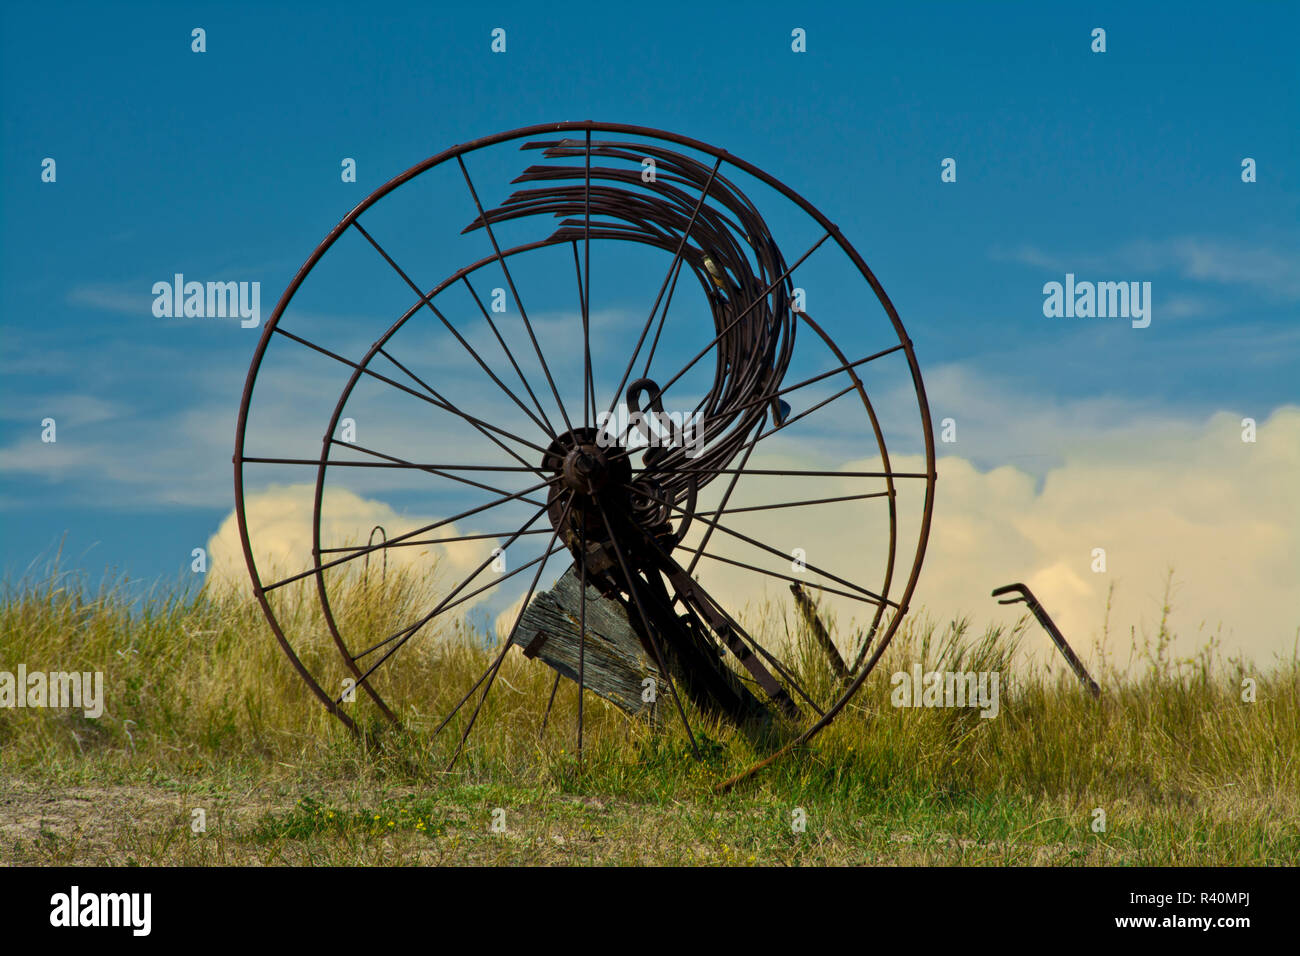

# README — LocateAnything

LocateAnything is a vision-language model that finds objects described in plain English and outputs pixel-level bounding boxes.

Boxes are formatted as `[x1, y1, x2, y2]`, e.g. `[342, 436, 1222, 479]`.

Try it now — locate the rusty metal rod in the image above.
[992, 582, 1101, 698]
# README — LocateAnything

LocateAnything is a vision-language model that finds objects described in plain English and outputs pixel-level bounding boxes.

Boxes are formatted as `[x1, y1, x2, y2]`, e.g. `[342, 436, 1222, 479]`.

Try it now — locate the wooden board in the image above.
[511, 566, 661, 719]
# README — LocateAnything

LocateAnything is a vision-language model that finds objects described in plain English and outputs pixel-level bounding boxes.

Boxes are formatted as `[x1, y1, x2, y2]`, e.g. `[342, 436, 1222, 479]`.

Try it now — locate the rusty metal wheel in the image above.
[233, 121, 936, 774]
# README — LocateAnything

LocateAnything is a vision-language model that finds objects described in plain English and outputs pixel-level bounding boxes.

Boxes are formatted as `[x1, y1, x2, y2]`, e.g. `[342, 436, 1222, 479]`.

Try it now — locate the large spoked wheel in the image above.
[233, 121, 936, 772]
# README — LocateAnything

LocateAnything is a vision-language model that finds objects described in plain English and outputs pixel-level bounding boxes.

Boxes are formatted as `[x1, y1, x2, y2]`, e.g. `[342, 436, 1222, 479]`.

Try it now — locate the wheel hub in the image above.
[561, 443, 609, 494]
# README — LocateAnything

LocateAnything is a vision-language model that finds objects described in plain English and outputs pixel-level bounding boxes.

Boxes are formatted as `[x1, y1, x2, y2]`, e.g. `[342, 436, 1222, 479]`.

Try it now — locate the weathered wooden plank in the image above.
[512, 567, 660, 719]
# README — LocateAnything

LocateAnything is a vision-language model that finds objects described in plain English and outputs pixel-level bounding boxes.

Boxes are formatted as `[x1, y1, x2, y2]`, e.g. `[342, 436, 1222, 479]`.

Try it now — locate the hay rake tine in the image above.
[992, 583, 1101, 698]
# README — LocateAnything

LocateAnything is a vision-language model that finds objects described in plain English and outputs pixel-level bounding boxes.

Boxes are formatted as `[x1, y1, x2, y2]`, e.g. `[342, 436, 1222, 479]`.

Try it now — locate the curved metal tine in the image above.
[603, 156, 725, 423]
[607, 230, 832, 435]
[627, 521, 828, 717]
[457, 154, 575, 435]
[340, 500, 553, 701]
[640, 253, 688, 377]
[349, 218, 557, 442]
[257, 474, 563, 594]
[606, 350, 902, 474]
[270, 325, 551, 462]
[621, 480, 896, 608]
[444, 494, 576, 771]
[594, 497, 701, 760]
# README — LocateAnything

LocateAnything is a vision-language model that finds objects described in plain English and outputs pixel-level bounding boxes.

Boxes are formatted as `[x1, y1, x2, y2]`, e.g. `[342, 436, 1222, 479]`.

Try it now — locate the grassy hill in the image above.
[1, 568, 1296, 865]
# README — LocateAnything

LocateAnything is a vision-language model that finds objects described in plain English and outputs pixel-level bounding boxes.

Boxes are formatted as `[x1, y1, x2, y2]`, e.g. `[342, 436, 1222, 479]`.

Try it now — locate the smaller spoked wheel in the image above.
[233, 121, 936, 773]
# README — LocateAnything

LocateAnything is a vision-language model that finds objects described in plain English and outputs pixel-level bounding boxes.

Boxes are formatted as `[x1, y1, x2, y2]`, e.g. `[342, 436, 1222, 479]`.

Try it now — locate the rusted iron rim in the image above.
[233, 122, 937, 777]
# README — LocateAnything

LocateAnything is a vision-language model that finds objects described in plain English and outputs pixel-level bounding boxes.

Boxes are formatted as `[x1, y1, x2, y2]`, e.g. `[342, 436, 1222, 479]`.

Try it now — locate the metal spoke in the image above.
[641, 255, 687, 377]
[637, 466, 930, 480]
[674, 544, 885, 607]
[571, 242, 597, 428]
[694, 490, 892, 517]
[350, 219, 556, 441]
[603, 350, 900, 471]
[620, 480, 897, 608]
[330, 438, 545, 499]
[351, 538, 566, 662]
[342, 500, 554, 700]
[242, 456, 542, 473]
[540, 672, 562, 738]
[628, 520, 828, 717]
[615, 230, 831, 416]
[376, 346, 548, 473]
[608, 350, 903, 474]
[256, 474, 560, 594]
[577, 503, 587, 761]
[461, 274, 558, 437]
[582, 129, 594, 430]
[270, 325, 550, 459]
[685, 410, 767, 578]
[319, 526, 553, 554]
[694, 342, 907, 429]
[443, 494, 575, 770]
[458, 154, 575, 434]
[594, 497, 700, 760]
[604, 156, 724, 422]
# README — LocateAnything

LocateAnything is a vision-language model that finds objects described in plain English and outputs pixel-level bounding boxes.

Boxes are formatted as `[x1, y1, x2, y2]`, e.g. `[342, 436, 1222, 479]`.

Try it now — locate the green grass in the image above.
[1, 565, 1296, 865]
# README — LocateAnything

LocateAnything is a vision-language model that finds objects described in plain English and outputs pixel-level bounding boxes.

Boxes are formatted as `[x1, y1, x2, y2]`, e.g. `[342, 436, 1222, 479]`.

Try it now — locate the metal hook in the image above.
[992, 582, 1101, 698]
[364, 525, 387, 585]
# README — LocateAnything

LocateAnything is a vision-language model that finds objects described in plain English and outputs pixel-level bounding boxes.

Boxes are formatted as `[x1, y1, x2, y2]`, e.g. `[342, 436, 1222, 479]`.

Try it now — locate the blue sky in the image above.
[1, 0, 1296, 620]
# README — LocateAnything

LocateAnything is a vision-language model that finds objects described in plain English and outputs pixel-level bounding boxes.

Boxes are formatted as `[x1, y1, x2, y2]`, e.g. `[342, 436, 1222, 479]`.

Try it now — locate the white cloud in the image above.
[991, 236, 1300, 301]
[66, 283, 153, 316]
[1131, 237, 1300, 298]
[200, 399, 1300, 674]
[916, 406, 1299, 666]
[205, 482, 499, 611]
[681, 406, 1300, 670]
[494, 591, 531, 641]
[0, 393, 123, 426]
